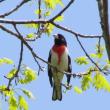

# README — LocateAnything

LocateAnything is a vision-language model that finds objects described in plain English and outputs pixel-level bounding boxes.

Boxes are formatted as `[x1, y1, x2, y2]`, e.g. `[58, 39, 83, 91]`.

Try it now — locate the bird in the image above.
[48, 34, 72, 101]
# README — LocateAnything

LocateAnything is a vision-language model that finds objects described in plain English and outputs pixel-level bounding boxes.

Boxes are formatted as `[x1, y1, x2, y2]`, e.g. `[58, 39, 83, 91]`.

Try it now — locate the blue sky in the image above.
[0, 0, 110, 110]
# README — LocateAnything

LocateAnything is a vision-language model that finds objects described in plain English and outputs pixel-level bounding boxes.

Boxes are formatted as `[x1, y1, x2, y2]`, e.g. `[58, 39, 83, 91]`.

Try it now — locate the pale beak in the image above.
[53, 34, 58, 39]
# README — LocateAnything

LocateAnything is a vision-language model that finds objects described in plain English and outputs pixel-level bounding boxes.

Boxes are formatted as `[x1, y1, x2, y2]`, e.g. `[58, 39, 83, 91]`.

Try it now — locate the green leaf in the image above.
[19, 67, 37, 84]
[44, 11, 51, 17]
[35, 9, 42, 15]
[96, 44, 104, 54]
[21, 89, 35, 99]
[81, 74, 92, 91]
[26, 33, 35, 39]
[44, 0, 56, 9]
[8, 96, 18, 110]
[0, 57, 13, 65]
[54, 15, 63, 22]
[93, 72, 110, 92]
[44, 0, 63, 9]
[0, 85, 14, 96]
[6, 68, 17, 79]
[74, 86, 82, 94]
[18, 96, 28, 110]
[74, 56, 89, 65]
[24, 24, 38, 29]
[44, 23, 54, 36]
[90, 53, 103, 59]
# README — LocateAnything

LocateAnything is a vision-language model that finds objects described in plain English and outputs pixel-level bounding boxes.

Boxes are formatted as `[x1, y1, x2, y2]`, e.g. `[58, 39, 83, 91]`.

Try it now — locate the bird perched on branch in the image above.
[48, 34, 72, 101]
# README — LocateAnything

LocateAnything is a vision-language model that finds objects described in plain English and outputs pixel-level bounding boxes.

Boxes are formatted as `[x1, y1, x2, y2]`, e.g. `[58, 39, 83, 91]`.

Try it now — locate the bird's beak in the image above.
[53, 34, 58, 39]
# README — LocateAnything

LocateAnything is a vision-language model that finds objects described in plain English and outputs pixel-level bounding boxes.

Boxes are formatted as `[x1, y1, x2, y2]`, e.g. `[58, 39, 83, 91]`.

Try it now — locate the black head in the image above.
[53, 34, 67, 46]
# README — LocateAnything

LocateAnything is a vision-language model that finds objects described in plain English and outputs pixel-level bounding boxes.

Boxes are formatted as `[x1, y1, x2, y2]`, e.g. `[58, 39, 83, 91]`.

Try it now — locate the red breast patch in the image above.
[52, 45, 65, 64]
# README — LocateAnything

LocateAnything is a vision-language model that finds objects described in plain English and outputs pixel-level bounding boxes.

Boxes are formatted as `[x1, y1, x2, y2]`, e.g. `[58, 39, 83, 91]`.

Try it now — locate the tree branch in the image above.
[0, 24, 107, 79]
[76, 35, 108, 75]
[51, 22, 101, 38]
[0, 0, 31, 18]
[50, 0, 75, 21]
[6, 25, 24, 90]
[0, 18, 47, 24]
[97, 0, 110, 60]
[0, 18, 101, 39]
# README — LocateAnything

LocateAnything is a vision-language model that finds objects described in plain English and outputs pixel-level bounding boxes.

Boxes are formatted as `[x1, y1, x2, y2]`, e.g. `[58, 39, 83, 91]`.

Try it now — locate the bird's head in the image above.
[53, 34, 67, 46]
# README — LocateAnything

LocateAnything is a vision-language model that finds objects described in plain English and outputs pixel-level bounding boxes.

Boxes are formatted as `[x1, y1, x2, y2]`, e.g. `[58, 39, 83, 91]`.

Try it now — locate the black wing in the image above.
[48, 50, 53, 87]
[66, 55, 72, 85]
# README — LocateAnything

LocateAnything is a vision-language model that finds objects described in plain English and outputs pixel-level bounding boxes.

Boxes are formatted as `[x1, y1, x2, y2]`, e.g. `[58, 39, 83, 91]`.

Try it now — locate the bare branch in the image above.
[76, 35, 108, 75]
[0, 18, 47, 24]
[51, 22, 101, 38]
[6, 25, 24, 90]
[0, 18, 101, 39]
[50, 0, 75, 21]
[0, 0, 31, 18]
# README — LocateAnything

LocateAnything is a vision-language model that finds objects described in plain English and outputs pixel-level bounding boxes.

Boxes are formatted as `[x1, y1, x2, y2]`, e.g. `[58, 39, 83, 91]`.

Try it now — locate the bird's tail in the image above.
[52, 83, 62, 101]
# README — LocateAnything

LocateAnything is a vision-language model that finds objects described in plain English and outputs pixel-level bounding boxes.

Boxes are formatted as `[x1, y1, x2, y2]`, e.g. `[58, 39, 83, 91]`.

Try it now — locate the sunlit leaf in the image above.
[44, 0, 63, 9]
[93, 72, 110, 92]
[26, 33, 35, 39]
[0, 58, 13, 65]
[8, 96, 18, 110]
[19, 67, 37, 84]
[0, 85, 14, 97]
[74, 56, 89, 65]
[74, 86, 82, 94]
[21, 89, 35, 99]
[44, 23, 54, 36]
[81, 74, 92, 91]
[54, 15, 63, 22]
[24, 24, 38, 29]
[44, 11, 51, 17]
[6, 68, 17, 79]
[19, 96, 28, 110]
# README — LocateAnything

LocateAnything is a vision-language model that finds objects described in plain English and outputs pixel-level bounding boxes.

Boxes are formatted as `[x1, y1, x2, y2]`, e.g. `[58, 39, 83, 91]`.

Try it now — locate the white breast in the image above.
[51, 48, 68, 71]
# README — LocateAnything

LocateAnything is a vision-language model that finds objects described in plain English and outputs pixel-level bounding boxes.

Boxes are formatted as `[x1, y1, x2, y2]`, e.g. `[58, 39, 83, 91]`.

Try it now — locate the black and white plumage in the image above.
[48, 34, 72, 101]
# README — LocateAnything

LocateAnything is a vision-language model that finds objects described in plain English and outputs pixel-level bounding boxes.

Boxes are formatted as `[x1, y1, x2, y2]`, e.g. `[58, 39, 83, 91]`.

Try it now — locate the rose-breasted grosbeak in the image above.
[48, 34, 72, 101]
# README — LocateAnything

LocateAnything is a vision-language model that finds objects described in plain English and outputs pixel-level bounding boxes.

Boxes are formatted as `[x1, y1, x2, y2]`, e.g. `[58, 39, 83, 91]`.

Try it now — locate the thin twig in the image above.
[0, 0, 31, 18]
[0, 18, 101, 38]
[7, 25, 24, 90]
[51, 22, 101, 38]
[50, 0, 75, 21]
[0, 25, 107, 78]
[75, 35, 108, 75]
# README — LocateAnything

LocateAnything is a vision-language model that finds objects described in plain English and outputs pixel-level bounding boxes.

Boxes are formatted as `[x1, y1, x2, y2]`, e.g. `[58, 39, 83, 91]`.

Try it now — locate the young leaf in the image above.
[44, 0, 63, 9]
[19, 67, 37, 84]
[8, 96, 18, 110]
[81, 74, 92, 91]
[0, 57, 13, 65]
[24, 24, 38, 29]
[0, 85, 14, 96]
[18, 96, 28, 110]
[21, 89, 35, 99]
[74, 86, 82, 94]
[26, 33, 35, 39]
[74, 56, 89, 65]
[54, 15, 64, 22]
[93, 72, 110, 92]
[44, 11, 51, 17]
[44, 23, 54, 36]
[6, 68, 17, 79]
